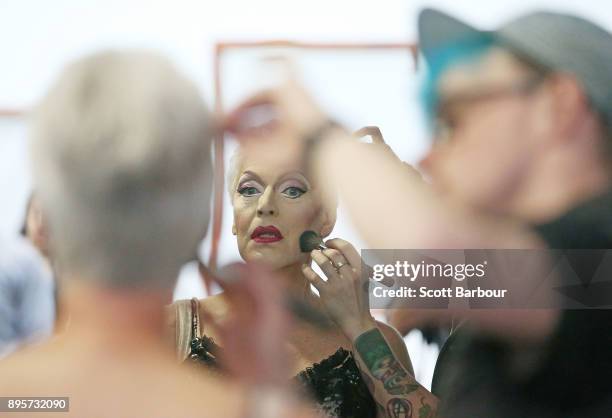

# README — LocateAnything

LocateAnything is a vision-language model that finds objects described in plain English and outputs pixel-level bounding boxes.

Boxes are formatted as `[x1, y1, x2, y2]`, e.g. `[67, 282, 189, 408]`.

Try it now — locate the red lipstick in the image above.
[250, 225, 284, 243]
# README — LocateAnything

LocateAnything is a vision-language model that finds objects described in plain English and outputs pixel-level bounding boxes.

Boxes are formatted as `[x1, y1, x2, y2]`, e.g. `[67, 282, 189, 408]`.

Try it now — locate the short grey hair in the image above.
[30, 50, 213, 288]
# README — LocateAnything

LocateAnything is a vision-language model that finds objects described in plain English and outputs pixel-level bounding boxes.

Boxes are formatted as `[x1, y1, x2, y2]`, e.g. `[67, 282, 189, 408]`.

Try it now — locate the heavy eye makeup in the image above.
[278, 179, 308, 199]
[237, 179, 263, 197]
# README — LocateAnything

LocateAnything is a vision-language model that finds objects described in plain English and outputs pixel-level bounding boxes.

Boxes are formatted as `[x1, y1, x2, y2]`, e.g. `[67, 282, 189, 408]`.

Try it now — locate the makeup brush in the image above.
[299, 230, 326, 252]
[299, 230, 395, 287]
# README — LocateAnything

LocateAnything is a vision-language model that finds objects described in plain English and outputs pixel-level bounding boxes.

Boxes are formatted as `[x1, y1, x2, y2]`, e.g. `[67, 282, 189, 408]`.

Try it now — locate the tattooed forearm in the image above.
[354, 328, 438, 418]
[387, 398, 413, 418]
[355, 328, 417, 395]
[418, 397, 434, 418]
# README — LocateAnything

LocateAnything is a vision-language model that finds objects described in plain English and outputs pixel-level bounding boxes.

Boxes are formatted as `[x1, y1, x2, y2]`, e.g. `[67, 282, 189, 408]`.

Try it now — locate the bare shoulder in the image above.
[198, 294, 229, 319]
[376, 320, 414, 376]
[0, 344, 244, 417]
[0, 343, 71, 395]
[0, 351, 29, 384]
[197, 294, 230, 340]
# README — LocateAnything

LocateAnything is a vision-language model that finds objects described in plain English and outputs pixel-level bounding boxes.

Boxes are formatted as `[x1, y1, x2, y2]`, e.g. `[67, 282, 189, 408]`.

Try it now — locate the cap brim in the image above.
[418, 8, 484, 63]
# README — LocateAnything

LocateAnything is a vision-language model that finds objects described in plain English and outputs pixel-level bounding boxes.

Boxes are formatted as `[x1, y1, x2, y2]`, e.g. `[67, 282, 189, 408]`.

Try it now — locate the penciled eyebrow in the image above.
[277, 171, 310, 189]
[237, 170, 312, 190]
[236, 171, 264, 188]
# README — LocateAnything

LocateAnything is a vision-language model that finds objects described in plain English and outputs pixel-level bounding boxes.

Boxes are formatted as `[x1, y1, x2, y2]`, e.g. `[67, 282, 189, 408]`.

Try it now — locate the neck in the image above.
[276, 260, 315, 302]
[56, 279, 173, 354]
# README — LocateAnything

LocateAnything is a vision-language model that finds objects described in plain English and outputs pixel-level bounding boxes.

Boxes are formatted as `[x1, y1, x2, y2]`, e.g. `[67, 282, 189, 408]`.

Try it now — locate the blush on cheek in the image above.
[233, 209, 254, 259]
[300, 204, 326, 236]
[233, 203, 256, 235]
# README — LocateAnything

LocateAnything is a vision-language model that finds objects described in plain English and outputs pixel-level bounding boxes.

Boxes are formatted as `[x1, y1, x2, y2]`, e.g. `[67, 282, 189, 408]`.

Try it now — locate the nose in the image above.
[256, 187, 277, 217]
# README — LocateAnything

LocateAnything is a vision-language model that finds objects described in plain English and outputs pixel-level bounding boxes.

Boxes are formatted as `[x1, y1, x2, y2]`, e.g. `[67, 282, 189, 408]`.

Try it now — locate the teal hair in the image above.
[421, 34, 496, 130]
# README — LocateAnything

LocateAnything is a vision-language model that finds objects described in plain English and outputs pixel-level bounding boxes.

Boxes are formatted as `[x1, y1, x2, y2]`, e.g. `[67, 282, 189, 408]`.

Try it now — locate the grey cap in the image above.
[418, 8, 612, 123]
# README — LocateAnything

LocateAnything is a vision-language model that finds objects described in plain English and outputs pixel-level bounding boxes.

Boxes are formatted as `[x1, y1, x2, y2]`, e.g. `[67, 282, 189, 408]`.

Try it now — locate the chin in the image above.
[243, 249, 302, 271]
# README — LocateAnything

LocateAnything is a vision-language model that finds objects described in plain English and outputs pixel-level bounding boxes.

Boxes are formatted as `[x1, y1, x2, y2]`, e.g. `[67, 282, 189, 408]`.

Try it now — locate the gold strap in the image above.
[175, 298, 200, 362]
[191, 297, 201, 340]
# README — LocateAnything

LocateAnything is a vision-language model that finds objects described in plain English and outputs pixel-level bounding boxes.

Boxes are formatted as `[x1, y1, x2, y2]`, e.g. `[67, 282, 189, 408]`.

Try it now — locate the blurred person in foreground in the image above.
[409, 9, 612, 417]
[0, 50, 318, 418]
[225, 8, 612, 417]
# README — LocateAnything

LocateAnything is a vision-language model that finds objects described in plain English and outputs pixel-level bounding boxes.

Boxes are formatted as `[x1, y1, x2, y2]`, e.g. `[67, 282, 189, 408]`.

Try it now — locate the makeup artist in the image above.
[225, 7, 612, 418]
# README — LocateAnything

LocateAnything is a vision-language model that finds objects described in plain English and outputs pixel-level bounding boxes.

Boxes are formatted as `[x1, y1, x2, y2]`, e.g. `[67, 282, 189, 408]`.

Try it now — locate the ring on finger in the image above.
[331, 257, 350, 272]
[334, 261, 347, 270]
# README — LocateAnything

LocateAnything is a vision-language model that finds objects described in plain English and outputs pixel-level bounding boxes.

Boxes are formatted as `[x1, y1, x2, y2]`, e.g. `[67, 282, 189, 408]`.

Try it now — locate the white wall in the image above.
[3, 0, 611, 242]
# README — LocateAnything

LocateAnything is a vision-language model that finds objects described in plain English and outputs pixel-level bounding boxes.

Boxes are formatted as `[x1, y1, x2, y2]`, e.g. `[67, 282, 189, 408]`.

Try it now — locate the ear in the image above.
[319, 205, 337, 238]
[547, 74, 591, 139]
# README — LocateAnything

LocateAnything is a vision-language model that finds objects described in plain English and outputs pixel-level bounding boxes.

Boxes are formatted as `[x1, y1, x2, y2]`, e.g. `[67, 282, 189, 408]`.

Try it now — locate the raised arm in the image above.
[303, 238, 437, 418]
